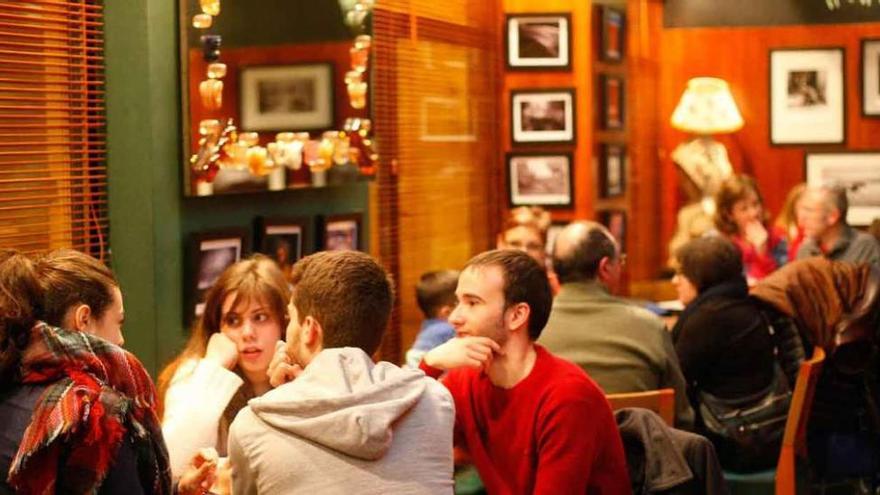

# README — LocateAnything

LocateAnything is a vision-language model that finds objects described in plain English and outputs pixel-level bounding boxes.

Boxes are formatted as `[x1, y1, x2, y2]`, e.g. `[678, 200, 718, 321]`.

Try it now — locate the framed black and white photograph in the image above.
[507, 152, 573, 207]
[240, 63, 334, 131]
[805, 152, 880, 226]
[861, 39, 880, 117]
[598, 209, 627, 253]
[599, 144, 626, 198]
[256, 217, 310, 281]
[319, 213, 363, 252]
[505, 13, 571, 70]
[770, 48, 845, 145]
[510, 89, 576, 144]
[599, 7, 625, 63]
[188, 229, 248, 320]
[600, 75, 624, 130]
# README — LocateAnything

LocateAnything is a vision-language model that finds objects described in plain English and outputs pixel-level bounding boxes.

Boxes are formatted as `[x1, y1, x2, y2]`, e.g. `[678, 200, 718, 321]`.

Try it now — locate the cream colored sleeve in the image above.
[161, 358, 244, 478]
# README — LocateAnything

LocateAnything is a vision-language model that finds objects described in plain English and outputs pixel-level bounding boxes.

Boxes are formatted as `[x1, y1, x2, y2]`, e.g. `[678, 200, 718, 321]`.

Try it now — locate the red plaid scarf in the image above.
[7, 323, 171, 494]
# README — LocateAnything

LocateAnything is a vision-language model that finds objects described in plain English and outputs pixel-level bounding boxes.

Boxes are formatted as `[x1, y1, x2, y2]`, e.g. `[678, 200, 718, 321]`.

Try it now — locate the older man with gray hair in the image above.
[796, 184, 880, 267]
[539, 221, 694, 428]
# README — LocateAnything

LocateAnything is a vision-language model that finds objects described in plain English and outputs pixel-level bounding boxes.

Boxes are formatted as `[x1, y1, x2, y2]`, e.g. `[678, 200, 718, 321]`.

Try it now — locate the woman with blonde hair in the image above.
[773, 183, 807, 262]
[714, 175, 787, 284]
[497, 205, 560, 293]
[157, 255, 290, 478]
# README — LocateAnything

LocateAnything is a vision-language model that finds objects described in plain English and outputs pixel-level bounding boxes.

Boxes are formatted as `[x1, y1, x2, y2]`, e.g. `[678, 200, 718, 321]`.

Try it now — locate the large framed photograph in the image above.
[239, 63, 334, 131]
[600, 75, 625, 130]
[861, 39, 880, 117]
[599, 143, 626, 198]
[256, 217, 310, 281]
[770, 48, 845, 145]
[599, 7, 625, 63]
[510, 89, 576, 144]
[507, 152, 573, 208]
[188, 229, 248, 320]
[505, 13, 571, 70]
[598, 209, 627, 253]
[319, 213, 363, 252]
[805, 152, 880, 226]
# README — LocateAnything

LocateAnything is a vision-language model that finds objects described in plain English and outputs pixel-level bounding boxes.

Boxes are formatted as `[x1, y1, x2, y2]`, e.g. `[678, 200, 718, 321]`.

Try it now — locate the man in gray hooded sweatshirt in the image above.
[228, 251, 455, 494]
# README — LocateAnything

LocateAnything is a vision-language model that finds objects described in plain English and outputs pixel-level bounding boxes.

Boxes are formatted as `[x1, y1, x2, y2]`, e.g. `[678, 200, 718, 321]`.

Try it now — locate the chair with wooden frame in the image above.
[606, 388, 675, 426]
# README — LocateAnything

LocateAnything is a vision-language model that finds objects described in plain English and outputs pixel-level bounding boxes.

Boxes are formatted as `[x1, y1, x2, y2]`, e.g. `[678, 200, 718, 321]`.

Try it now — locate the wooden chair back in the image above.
[606, 388, 675, 426]
[775, 346, 825, 495]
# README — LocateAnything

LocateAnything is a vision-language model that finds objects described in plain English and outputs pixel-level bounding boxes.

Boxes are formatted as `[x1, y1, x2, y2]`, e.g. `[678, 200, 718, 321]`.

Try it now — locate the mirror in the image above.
[180, 0, 374, 196]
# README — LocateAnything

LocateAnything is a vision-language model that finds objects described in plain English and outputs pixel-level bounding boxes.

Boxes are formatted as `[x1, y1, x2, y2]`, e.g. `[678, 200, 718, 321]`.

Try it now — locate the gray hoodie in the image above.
[228, 347, 455, 494]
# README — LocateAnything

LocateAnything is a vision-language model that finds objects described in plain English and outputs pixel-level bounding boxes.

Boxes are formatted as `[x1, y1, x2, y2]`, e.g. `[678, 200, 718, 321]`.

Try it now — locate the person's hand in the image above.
[744, 220, 768, 251]
[423, 336, 502, 371]
[268, 340, 303, 388]
[209, 457, 232, 495]
[177, 448, 219, 495]
[205, 332, 238, 370]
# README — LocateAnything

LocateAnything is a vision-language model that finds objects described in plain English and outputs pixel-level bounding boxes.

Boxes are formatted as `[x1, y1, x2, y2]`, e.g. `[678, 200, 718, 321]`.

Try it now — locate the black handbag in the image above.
[697, 363, 792, 457]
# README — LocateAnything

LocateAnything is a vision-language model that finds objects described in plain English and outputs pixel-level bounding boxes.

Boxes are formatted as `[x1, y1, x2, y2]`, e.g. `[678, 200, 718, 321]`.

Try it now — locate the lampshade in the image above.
[670, 77, 744, 134]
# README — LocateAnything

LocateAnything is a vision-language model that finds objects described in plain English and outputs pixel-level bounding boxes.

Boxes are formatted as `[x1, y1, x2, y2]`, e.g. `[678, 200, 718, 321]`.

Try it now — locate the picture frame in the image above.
[255, 217, 311, 279]
[861, 39, 880, 117]
[187, 229, 248, 321]
[506, 151, 574, 208]
[599, 143, 626, 198]
[239, 63, 335, 131]
[318, 213, 363, 252]
[504, 13, 572, 71]
[804, 152, 880, 226]
[598, 209, 627, 253]
[599, 75, 625, 130]
[510, 88, 576, 144]
[769, 48, 845, 145]
[599, 7, 625, 63]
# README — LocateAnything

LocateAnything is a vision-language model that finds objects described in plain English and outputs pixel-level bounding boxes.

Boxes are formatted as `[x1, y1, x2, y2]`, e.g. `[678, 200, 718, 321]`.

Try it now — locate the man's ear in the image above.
[506, 302, 531, 333]
[302, 315, 324, 351]
[597, 256, 613, 283]
[72, 304, 92, 332]
[828, 208, 842, 227]
[436, 304, 454, 320]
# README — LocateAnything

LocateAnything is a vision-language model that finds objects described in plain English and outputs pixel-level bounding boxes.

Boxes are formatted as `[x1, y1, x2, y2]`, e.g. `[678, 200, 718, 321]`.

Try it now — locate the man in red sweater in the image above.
[420, 249, 630, 494]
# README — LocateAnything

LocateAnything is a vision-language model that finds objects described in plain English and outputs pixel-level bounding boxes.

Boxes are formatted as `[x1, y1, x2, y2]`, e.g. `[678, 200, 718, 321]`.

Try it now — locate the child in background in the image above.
[405, 270, 459, 368]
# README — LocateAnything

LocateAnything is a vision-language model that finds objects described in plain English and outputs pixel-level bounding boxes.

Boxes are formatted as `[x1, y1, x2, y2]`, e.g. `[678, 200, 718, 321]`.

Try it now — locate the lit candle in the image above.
[199, 79, 223, 110]
[198, 119, 221, 136]
[207, 62, 227, 79]
[239, 132, 259, 147]
[200, 0, 220, 16]
[192, 13, 212, 29]
[247, 146, 270, 176]
[348, 81, 367, 109]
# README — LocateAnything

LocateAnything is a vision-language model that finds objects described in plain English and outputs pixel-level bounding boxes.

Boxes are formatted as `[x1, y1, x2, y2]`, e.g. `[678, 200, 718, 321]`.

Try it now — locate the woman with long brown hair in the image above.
[157, 255, 290, 478]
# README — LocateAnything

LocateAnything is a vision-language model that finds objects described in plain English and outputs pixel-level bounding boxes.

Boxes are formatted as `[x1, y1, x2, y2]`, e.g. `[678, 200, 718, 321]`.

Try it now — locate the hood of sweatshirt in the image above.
[247, 347, 428, 461]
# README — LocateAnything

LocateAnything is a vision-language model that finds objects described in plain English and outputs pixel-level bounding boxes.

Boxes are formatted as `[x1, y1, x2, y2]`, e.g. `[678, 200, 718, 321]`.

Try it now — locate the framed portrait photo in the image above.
[256, 217, 310, 279]
[188, 229, 248, 320]
[510, 88, 576, 144]
[599, 7, 625, 63]
[505, 13, 571, 70]
[600, 75, 625, 130]
[599, 144, 626, 198]
[805, 152, 880, 226]
[861, 39, 880, 117]
[319, 213, 363, 252]
[239, 63, 334, 131]
[507, 152, 573, 208]
[598, 209, 627, 253]
[769, 48, 845, 145]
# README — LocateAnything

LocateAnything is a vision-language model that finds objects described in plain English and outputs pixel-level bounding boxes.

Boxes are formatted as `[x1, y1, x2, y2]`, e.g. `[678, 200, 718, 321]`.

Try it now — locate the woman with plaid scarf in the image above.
[0, 249, 173, 494]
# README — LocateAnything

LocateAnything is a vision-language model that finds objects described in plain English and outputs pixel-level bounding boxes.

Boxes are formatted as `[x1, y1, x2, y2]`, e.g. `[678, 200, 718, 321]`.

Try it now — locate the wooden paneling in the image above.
[656, 22, 880, 266]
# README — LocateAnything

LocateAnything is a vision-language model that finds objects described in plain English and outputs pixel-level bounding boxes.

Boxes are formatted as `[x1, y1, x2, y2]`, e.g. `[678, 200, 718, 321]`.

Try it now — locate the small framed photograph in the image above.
[599, 144, 626, 198]
[239, 63, 334, 131]
[256, 217, 310, 280]
[505, 13, 572, 70]
[319, 213, 363, 252]
[188, 229, 248, 320]
[598, 209, 627, 253]
[510, 88, 576, 144]
[599, 7, 625, 63]
[507, 152, 573, 208]
[805, 152, 880, 226]
[861, 39, 880, 117]
[770, 48, 845, 145]
[600, 75, 625, 130]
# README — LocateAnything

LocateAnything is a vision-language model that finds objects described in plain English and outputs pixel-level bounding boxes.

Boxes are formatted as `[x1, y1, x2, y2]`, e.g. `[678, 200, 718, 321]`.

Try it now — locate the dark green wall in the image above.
[105, 0, 369, 376]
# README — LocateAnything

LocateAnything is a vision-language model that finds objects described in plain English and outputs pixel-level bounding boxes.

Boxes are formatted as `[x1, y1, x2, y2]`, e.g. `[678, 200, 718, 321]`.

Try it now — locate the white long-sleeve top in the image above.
[161, 358, 243, 478]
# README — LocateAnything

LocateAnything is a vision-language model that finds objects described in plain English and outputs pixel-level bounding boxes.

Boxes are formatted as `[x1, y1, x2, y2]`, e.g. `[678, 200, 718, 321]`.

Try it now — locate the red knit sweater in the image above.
[422, 345, 630, 494]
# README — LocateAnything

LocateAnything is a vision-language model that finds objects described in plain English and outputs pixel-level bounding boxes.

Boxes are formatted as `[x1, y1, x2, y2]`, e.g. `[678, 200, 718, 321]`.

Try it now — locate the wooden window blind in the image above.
[373, 2, 502, 363]
[0, 0, 107, 259]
